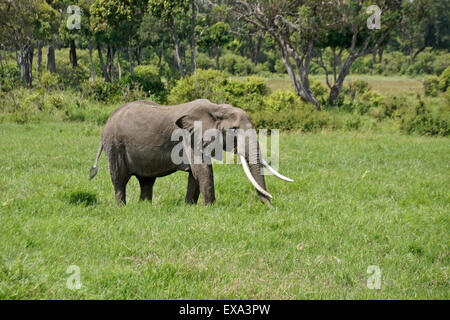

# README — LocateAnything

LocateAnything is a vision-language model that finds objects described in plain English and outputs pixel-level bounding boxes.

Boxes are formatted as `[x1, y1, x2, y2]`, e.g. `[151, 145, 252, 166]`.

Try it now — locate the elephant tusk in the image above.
[261, 159, 294, 183]
[239, 155, 273, 199]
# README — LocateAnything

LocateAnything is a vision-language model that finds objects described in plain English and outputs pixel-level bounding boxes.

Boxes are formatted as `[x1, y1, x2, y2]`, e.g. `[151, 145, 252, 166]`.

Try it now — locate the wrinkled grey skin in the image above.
[90, 99, 270, 207]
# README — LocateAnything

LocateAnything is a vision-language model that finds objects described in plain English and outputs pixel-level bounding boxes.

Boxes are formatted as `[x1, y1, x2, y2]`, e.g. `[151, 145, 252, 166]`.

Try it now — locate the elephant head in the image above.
[175, 102, 293, 206]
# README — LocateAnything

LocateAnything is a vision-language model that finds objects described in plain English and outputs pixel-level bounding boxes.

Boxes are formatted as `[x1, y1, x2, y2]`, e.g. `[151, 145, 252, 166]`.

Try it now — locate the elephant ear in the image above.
[175, 115, 196, 133]
[175, 109, 223, 133]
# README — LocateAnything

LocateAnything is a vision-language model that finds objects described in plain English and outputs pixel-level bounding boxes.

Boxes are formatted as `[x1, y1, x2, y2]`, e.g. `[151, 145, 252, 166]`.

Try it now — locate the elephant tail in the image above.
[89, 143, 104, 180]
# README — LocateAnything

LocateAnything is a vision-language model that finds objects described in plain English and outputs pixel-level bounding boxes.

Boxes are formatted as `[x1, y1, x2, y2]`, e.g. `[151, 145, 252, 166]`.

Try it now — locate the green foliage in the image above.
[0, 65, 21, 92]
[220, 53, 254, 76]
[167, 69, 267, 112]
[195, 52, 215, 70]
[423, 75, 440, 97]
[250, 105, 331, 132]
[197, 22, 232, 50]
[168, 69, 228, 104]
[263, 90, 304, 112]
[400, 101, 449, 136]
[128, 65, 165, 99]
[40, 71, 61, 92]
[439, 66, 450, 91]
[81, 79, 121, 102]
[81, 77, 148, 103]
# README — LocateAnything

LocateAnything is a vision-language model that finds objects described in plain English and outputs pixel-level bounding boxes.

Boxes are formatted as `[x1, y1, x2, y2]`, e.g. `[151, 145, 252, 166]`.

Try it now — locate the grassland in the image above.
[0, 121, 448, 299]
[267, 75, 424, 95]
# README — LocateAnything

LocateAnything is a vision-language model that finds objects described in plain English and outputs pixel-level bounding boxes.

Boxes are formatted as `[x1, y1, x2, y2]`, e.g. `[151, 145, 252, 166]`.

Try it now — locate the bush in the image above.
[439, 66, 450, 92]
[263, 90, 303, 112]
[81, 78, 120, 102]
[128, 65, 165, 99]
[220, 52, 255, 76]
[423, 75, 440, 97]
[40, 71, 61, 92]
[168, 69, 228, 104]
[167, 69, 267, 112]
[400, 101, 449, 136]
[250, 104, 331, 132]
[1, 65, 21, 92]
[310, 80, 328, 103]
[196, 52, 215, 70]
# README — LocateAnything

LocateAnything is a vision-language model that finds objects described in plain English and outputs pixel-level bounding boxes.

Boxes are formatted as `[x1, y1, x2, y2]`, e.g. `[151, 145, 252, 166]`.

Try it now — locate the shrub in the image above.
[128, 65, 165, 99]
[400, 101, 449, 136]
[167, 69, 267, 112]
[40, 71, 61, 92]
[81, 78, 120, 102]
[222, 76, 267, 112]
[0, 65, 21, 92]
[439, 66, 450, 92]
[310, 80, 328, 103]
[263, 90, 303, 112]
[423, 75, 440, 97]
[250, 104, 330, 132]
[346, 80, 370, 100]
[168, 69, 228, 104]
[220, 52, 255, 76]
[274, 59, 286, 74]
[196, 52, 215, 70]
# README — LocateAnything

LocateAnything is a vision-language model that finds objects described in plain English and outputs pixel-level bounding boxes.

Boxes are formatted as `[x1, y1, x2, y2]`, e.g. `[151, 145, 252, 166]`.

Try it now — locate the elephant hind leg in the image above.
[137, 176, 156, 202]
[185, 171, 200, 205]
[114, 180, 129, 206]
[106, 144, 130, 206]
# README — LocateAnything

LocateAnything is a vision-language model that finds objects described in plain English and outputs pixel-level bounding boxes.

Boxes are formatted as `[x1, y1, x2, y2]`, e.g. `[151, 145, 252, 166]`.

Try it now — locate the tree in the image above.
[398, 0, 450, 63]
[0, 0, 58, 86]
[91, 0, 147, 80]
[148, 0, 190, 77]
[197, 21, 231, 70]
[228, 0, 403, 109]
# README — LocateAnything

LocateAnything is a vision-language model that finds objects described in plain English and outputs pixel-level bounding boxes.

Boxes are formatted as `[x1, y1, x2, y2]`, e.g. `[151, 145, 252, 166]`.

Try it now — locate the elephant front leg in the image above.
[185, 171, 200, 204]
[190, 163, 215, 205]
[137, 176, 156, 202]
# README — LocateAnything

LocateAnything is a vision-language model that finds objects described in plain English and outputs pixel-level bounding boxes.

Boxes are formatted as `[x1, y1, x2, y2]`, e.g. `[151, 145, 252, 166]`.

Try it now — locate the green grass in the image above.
[0, 122, 448, 299]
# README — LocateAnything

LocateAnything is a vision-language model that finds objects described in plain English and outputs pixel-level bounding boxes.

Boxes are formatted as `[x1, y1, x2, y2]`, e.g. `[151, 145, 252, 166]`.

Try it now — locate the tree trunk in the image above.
[135, 47, 142, 65]
[128, 36, 134, 75]
[19, 43, 34, 87]
[328, 55, 355, 106]
[2, 44, 7, 66]
[69, 39, 77, 69]
[88, 42, 95, 81]
[157, 49, 163, 77]
[0, 50, 4, 77]
[215, 45, 220, 70]
[46, 45, 56, 73]
[378, 47, 384, 63]
[277, 39, 321, 110]
[36, 40, 42, 75]
[97, 43, 109, 82]
[117, 49, 122, 80]
[248, 35, 262, 65]
[107, 46, 115, 82]
[190, 0, 197, 75]
[171, 21, 185, 77]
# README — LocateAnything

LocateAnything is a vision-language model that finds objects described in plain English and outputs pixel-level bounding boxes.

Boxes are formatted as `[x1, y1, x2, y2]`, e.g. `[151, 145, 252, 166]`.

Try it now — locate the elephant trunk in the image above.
[238, 131, 272, 207]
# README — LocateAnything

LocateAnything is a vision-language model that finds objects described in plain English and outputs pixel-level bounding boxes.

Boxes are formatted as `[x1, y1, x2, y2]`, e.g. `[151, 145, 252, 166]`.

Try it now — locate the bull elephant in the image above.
[89, 99, 292, 207]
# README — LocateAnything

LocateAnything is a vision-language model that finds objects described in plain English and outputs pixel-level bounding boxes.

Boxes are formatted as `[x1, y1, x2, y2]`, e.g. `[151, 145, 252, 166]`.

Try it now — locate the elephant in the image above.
[89, 99, 293, 207]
